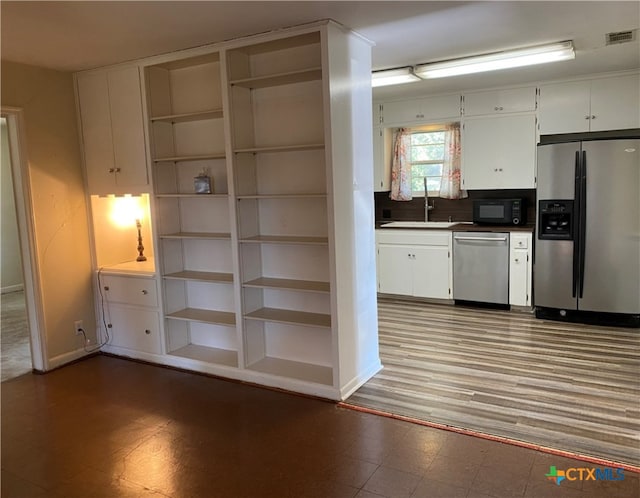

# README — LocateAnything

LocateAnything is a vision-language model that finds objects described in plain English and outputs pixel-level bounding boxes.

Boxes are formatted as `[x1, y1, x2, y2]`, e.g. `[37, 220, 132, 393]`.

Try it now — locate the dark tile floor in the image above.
[1, 355, 638, 498]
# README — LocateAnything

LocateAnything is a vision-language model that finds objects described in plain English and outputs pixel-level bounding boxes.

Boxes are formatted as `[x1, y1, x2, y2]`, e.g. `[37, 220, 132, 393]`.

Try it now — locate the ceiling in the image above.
[2, 1, 639, 98]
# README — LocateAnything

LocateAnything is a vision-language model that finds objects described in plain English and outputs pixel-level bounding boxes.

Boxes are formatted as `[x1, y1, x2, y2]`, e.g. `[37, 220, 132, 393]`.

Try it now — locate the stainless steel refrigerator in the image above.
[535, 130, 640, 327]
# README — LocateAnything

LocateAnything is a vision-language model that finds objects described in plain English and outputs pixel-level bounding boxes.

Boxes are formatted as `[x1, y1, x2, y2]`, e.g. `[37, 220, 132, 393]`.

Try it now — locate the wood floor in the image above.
[346, 298, 640, 467]
[5, 355, 639, 498]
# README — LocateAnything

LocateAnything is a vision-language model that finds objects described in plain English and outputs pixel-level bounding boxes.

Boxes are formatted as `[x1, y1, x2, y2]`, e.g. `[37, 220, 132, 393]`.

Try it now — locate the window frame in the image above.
[404, 124, 449, 197]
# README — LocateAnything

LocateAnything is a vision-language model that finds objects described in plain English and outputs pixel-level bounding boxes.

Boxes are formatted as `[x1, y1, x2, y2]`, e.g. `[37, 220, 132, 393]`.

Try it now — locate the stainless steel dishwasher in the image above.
[453, 232, 510, 304]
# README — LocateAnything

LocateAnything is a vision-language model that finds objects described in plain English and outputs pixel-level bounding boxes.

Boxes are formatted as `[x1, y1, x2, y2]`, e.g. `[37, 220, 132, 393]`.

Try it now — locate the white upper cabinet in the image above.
[464, 87, 537, 116]
[538, 74, 640, 135]
[380, 94, 461, 125]
[462, 113, 537, 190]
[373, 125, 392, 192]
[76, 66, 149, 195]
[589, 74, 640, 131]
[372, 103, 383, 125]
[537, 80, 591, 134]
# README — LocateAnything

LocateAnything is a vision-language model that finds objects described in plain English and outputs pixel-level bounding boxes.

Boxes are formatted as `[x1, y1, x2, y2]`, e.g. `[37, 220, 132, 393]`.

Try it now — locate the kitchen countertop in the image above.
[376, 221, 535, 233]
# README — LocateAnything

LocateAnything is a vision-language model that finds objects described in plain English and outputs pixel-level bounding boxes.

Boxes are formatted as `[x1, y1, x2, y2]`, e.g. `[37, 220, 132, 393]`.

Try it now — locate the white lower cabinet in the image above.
[509, 232, 533, 307]
[106, 307, 162, 354]
[99, 272, 163, 355]
[376, 230, 452, 300]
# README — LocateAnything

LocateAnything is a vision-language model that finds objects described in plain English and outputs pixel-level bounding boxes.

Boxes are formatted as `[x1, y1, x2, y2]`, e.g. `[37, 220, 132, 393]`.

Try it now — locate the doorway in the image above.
[1, 109, 45, 379]
[1, 116, 31, 380]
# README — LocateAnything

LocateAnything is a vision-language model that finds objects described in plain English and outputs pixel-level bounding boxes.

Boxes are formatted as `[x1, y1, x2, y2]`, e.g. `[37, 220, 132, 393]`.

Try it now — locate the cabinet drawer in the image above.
[510, 234, 530, 249]
[107, 306, 162, 354]
[376, 229, 451, 246]
[101, 274, 158, 307]
[464, 87, 536, 116]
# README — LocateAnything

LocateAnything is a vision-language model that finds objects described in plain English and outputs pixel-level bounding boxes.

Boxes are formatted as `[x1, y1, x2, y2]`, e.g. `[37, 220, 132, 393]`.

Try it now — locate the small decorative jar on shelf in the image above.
[194, 169, 212, 194]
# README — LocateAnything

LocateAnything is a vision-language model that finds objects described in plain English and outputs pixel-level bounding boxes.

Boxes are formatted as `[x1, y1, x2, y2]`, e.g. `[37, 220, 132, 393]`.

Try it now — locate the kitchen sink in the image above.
[380, 221, 470, 229]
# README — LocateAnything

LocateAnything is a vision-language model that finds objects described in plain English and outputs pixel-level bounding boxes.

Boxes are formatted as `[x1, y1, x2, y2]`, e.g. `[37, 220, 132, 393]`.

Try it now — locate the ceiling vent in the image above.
[605, 30, 636, 45]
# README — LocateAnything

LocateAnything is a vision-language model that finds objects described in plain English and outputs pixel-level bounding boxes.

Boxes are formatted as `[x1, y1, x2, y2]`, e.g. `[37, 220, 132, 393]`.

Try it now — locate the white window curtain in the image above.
[389, 128, 412, 201]
[439, 123, 467, 200]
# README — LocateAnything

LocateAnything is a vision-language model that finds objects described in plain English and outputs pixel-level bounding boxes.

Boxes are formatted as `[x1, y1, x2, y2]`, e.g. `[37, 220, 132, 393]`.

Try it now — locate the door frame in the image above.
[2, 106, 47, 371]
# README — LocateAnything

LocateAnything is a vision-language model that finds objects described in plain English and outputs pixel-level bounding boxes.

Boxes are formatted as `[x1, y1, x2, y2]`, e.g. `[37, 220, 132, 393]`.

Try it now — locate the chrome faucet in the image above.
[424, 177, 434, 221]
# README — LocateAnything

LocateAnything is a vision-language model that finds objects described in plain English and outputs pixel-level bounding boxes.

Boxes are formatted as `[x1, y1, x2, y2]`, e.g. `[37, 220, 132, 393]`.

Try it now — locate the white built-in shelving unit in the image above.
[227, 32, 334, 385]
[145, 51, 239, 368]
[79, 20, 380, 400]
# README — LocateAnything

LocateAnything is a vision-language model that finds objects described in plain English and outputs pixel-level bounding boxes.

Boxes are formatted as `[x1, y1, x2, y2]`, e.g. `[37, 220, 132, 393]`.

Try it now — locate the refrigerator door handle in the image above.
[578, 150, 588, 298]
[572, 151, 581, 298]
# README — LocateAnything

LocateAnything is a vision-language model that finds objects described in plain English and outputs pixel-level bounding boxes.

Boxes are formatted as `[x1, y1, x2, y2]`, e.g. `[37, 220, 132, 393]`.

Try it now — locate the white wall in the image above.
[1, 118, 24, 292]
[1, 61, 97, 364]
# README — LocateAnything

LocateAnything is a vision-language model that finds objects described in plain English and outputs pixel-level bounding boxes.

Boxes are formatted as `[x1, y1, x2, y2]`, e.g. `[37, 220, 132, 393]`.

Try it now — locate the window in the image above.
[407, 129, 446, 195]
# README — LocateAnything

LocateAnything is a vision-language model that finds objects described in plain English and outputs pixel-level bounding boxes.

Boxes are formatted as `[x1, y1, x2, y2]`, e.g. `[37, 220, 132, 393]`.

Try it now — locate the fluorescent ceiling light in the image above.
[415, 41, 575, 79]
[372, 67, 421, 87]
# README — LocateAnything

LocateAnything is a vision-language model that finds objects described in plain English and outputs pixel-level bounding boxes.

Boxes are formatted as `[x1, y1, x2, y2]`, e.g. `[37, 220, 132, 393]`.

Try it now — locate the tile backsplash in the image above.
[375, 189, 536, 225]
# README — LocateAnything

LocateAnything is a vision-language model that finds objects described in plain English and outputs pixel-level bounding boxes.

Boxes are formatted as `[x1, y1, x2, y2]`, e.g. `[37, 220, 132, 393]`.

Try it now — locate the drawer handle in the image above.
[142, 290, 148, 295]
[104, 286, 110, 291]
[455, 236, 508, 242]
[144, 329, 151, 335]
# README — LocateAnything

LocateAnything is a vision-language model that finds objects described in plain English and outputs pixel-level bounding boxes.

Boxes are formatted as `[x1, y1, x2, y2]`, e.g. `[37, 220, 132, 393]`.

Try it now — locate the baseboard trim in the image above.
[339, 360, 383, 400]
[47, 347, 94, 370]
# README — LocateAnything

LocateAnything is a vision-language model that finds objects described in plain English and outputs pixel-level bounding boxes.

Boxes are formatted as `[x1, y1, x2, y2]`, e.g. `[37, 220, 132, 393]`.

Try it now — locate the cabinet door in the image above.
[538, 81, 591, 135]
[498, 114, 537, 188]
[107, 306, 162, 354]
[462, 114, 537, 189]
[509, 233, 531, 306]
[382, 94, 460, 125]
[107, 67, 149, 190]
[382, 99, 424, 124]
[377, 245, 413, 295]
[464, 87, 536, 116]
[373, 103, 382, 125]
[76, 72, 116, 193]
[373, 127, 385, 191]
[590, 74, 640, 132]
[412, 245, 451, 299]
[373, 127, 391, 191]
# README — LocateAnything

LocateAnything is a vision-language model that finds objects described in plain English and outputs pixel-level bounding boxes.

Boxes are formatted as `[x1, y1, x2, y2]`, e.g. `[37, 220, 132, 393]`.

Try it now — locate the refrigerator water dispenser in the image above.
[538, 200, 574, 240]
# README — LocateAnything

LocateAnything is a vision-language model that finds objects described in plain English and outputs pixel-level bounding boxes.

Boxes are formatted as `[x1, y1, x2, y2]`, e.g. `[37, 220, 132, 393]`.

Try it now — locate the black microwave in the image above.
[473, 199, 527, 225]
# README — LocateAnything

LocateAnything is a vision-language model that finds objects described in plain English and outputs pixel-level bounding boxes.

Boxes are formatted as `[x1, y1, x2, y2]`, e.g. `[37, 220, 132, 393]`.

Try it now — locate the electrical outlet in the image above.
[74, 320, 84, 336]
